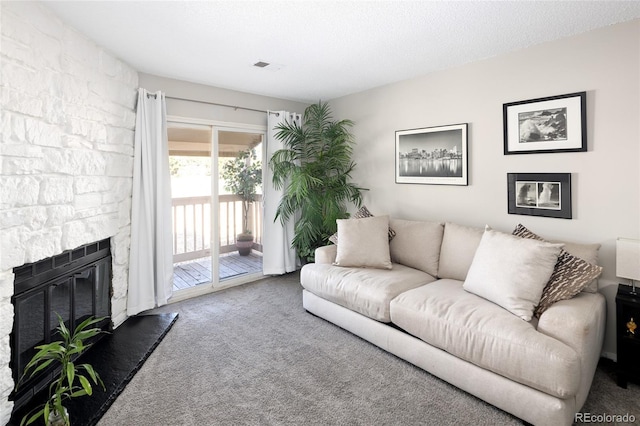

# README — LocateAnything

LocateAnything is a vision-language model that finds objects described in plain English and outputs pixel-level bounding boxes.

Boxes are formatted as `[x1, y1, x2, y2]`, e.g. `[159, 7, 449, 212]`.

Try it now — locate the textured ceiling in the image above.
[44, 1, 640, 103]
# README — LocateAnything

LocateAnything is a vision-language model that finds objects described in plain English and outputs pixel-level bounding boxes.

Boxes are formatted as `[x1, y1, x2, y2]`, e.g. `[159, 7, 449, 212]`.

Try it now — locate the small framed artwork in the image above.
[395, 123, 468, 185]
[507, 173, 572, 219]
[503, 92, 586, 155]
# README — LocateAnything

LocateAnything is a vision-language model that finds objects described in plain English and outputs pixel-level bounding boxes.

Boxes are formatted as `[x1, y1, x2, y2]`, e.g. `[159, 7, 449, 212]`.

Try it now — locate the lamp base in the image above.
[621, 282, 638, 296]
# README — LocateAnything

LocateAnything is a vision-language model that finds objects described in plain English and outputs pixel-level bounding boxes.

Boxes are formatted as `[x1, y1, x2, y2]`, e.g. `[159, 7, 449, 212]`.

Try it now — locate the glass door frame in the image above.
[167, 115, 267, 303]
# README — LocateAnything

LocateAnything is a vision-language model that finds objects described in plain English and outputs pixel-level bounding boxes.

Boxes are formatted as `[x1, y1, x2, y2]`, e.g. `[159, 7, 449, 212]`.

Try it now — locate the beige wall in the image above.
[138, 73, 309, 126]
[328, 19, 640, 358]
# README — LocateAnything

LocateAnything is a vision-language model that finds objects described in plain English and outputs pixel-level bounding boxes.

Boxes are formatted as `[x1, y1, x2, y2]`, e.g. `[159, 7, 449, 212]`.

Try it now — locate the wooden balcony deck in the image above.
[173, 251, 263, 291]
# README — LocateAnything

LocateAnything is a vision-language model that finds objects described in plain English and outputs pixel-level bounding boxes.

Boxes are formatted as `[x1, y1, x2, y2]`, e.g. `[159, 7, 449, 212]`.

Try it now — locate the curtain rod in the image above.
[146, 92, 278, 115]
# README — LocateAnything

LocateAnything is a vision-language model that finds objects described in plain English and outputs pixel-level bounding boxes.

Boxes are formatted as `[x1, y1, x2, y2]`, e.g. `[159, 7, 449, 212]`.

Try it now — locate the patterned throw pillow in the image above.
[328, 206, 396, 244]
[512, 224, 603, 317]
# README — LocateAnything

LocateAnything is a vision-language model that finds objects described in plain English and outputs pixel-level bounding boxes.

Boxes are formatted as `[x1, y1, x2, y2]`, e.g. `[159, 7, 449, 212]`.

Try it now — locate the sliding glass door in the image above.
[216, 128, 264, 282]
[167, 119, 265, 299]
[168, 122, 213, 291]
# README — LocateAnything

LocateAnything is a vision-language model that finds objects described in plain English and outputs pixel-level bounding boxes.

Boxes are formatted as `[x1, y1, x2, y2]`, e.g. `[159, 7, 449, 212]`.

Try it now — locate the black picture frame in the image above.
[395, 123, 468, 186]
[507, 173, 572, 219]
[503, 92, 586, 155]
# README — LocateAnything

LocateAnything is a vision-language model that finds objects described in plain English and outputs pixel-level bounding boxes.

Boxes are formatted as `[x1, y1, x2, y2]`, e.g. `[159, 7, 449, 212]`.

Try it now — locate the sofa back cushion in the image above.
[389, 219, 444, 276]
[438, 222, 485, 280]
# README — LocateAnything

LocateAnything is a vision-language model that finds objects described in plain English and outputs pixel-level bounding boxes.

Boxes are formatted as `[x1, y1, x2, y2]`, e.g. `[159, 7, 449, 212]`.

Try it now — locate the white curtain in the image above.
[262, 111, 301, 275]
[127, 88, 173, 315]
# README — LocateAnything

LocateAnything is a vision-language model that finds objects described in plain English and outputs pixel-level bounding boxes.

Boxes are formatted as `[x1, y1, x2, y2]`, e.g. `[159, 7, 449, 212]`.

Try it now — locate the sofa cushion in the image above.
[301, 263, 436, 322]
[438, 222, 485, 280]
[329, 205, 396, 244]
[389, 219, 444, 276]
[463, 229, 563, 321]
[390, 280, 581, 398]
[512, 224, 603, 316]
[334, 215, 392, 270]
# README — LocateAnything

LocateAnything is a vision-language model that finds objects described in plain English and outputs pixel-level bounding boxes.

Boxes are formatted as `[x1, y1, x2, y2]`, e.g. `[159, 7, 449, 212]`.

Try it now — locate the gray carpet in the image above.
[98, 272, 640, 426]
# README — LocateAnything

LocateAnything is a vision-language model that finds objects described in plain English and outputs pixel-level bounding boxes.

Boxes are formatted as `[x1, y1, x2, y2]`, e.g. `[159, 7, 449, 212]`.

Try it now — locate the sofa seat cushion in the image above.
[301, 263, 436, 322]
[389, 279, 580, 398]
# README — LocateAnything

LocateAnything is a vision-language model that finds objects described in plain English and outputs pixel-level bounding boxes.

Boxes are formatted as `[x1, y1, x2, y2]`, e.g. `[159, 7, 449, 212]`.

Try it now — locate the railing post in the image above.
[246, 202, 254, 234]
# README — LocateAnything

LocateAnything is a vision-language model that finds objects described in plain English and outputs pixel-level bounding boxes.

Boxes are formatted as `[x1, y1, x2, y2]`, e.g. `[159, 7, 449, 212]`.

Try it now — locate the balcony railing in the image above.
[172, 194, 263, 263]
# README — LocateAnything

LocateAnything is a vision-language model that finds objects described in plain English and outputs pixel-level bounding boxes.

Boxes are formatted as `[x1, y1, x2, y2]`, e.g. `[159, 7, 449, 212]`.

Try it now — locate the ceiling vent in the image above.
[253, 61, 283, 71]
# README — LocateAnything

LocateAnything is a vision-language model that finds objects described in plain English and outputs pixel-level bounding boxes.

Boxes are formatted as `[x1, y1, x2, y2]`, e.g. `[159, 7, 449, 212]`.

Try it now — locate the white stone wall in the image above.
[0, 2, 138, 421]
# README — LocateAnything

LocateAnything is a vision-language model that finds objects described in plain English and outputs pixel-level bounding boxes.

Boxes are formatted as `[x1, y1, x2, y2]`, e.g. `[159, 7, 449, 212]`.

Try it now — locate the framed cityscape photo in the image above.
[503, 92, 586, 155]
[507, 173, 572, 219]
[395, 123, 468, 185]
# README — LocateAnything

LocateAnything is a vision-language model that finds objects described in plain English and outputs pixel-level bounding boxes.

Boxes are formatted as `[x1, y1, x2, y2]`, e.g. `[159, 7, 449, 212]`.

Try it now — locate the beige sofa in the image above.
[300, 218, 606, 426]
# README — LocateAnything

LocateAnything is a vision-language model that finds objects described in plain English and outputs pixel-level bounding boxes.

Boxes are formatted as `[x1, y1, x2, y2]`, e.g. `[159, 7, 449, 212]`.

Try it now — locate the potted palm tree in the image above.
[269, 101, 365, 262]
[221, 149, 262, 256]
[17, 315, 106, 426]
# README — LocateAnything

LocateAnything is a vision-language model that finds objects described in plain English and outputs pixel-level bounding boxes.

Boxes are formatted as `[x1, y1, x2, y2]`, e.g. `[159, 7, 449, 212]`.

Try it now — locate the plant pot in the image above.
[236, 234, 254, 256]
[48, 407, 69, 426]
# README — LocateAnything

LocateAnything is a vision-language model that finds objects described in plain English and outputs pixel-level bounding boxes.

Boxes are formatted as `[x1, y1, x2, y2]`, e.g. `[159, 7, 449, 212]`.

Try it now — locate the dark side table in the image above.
[616, 284, 640, 388]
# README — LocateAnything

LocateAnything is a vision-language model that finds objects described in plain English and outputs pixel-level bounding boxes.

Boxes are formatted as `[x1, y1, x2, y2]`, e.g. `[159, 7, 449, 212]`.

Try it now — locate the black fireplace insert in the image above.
[10, 238, 113, 412]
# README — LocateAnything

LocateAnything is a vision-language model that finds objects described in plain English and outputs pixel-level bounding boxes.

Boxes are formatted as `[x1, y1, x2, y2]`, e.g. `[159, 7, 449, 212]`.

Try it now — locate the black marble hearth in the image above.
[9, 313, 178, 426]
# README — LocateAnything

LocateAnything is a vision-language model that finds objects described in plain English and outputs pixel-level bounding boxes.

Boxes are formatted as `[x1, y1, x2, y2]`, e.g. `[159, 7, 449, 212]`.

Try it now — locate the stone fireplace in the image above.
[0, 2, 139, 422]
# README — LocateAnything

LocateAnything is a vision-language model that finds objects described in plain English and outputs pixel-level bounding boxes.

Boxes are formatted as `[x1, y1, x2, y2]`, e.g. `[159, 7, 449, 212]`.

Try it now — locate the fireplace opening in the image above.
[10, 239, 113, 412]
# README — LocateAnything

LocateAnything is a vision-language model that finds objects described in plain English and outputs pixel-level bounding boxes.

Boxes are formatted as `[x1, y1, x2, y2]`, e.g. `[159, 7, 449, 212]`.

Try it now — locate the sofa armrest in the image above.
[537, 291, 606, 408]
[315, 245, 337, 264]
[537, 291, 606, 354]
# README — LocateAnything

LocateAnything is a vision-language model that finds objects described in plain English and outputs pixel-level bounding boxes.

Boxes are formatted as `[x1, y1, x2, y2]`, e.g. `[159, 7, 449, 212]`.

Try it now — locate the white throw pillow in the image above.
[328, 205, 396, 244]
[463, 229, 563, 321]
[334, 215, 392, 269]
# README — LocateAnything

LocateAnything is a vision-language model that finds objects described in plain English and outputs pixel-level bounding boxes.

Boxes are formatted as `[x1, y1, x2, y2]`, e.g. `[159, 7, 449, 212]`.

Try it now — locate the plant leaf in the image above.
[66, 361, 75, 388]
[43, 404, 50, 425]
[20, 406, 44, 426]
[78, 375, 92, 395]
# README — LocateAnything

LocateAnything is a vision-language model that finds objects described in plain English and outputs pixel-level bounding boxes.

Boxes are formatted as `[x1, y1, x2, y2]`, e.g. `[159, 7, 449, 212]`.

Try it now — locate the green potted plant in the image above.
[221, 148, 262, 256]
[17, 314, 107, 426]
[269, 101, 365, 262]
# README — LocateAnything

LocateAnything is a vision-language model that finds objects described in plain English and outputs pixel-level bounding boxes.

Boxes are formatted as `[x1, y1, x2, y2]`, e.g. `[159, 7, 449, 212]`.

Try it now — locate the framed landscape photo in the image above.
[503, 92, 586, 155]
[507, 173, 572, 219]
[395, 123, 468, 185]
